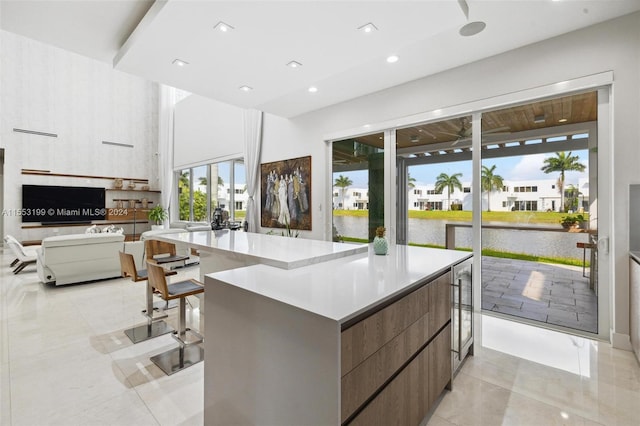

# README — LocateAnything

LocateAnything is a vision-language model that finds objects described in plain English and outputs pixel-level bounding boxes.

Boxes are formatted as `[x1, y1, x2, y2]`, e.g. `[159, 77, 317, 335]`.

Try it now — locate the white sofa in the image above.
[37, 233, 128, 286]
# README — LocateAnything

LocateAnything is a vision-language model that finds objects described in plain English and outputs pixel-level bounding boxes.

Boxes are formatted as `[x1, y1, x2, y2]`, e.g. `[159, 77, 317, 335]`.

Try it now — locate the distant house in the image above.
[333, 178, 589, 212]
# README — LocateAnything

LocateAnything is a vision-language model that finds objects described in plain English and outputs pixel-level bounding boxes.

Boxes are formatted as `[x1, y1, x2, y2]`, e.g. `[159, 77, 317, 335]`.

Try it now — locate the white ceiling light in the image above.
[172, 59, 189, 67]
[239, 85, 253, 92]
[214, 21, 234, 32]
[386, 55, 399, 63]
[308, 86, 318, 93]
[459, 21, 486, 37]
[457, 0, 486, 37]
[286, 61, 302, 68]
[357, 23, 378, 33]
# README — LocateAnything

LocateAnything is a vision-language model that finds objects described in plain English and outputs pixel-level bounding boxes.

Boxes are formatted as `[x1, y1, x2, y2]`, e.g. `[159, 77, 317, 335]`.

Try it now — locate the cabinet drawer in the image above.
[341, 312, 431, 422]
[341, 271, 450, 375]
[348, 324, 451, 426]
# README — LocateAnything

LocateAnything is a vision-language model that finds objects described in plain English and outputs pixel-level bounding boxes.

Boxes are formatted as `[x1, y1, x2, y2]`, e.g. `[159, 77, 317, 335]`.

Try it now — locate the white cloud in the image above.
[507, 154, 548, 180]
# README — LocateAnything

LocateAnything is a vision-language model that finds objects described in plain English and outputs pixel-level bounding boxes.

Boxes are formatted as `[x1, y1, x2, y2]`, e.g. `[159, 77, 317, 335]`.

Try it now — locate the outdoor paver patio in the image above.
[482, 256, 597, 333]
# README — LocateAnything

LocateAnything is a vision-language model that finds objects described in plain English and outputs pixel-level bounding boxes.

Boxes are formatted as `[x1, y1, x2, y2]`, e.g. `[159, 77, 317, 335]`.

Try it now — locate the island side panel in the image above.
[203, 275, 341, 425]
[198, 249, 260, 282]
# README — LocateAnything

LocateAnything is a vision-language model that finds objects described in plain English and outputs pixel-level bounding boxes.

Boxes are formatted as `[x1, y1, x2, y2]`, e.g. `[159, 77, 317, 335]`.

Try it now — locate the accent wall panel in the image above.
[173, 94, 244, 169]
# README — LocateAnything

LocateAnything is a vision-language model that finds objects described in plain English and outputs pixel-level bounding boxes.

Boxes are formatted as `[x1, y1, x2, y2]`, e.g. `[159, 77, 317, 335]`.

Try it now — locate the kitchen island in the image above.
[203, 244, 471, 425]
[155, 229, 368, 278]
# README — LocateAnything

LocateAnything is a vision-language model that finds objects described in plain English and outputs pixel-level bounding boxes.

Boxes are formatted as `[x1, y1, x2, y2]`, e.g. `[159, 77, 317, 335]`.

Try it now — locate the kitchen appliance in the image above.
[452, 257, 473, 374]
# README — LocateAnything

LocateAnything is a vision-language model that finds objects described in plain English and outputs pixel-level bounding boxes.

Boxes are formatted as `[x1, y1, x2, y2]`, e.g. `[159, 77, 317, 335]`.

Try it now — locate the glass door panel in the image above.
[479, 91, 598, 334]
[395, 116, 473, 249]
[332, 133, 384, 243]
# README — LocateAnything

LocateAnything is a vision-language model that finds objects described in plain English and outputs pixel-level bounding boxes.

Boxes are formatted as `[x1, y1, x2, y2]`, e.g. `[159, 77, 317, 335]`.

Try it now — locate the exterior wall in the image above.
[336, 178, 590, 213]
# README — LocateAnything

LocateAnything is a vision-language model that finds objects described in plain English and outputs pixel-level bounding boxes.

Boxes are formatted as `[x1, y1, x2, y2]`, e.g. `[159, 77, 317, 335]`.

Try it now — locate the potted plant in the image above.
[373, 226, 388, 255]
[148, 205, 168, 230]
[560, 214, 585, 229]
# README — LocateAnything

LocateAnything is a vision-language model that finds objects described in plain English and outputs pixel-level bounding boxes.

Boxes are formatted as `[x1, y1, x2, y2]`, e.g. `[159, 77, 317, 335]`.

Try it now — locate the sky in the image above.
[334, 150, 589, 189]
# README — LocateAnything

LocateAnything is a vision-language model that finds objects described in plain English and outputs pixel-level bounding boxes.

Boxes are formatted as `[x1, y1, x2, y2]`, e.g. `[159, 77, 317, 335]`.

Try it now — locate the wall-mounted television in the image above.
[22, 185, 106, 223]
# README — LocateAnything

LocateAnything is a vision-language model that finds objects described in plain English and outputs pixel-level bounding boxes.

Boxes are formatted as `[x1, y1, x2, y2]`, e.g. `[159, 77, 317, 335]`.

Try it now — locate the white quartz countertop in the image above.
[154, 230, 368, 269]
[205, 244, 471, 324]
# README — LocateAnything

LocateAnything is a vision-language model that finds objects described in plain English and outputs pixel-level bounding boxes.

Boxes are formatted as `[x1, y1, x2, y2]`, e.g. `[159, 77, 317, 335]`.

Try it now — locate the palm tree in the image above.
[334, 175, 353, 209]
[408, 173, 416, 190]
[198, 176, 207, 187]
[434, 172, 463, 211]
[541, 151, 586, 212]
[481, 165, 504, 212]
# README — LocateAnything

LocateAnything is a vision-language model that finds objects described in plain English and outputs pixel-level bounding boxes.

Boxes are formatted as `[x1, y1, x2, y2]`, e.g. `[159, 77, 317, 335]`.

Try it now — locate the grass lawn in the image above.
[332, 209, 588, 225]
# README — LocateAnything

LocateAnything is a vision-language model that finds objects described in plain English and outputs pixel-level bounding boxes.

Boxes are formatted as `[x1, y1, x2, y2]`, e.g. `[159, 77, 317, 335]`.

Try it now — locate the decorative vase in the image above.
[373, 236, 388, 255]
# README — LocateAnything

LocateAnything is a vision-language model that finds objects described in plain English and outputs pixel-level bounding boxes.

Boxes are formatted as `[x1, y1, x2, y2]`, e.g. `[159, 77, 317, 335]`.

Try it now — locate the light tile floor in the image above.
[482, 256, 598, 334]
[1, 252, 638, 426]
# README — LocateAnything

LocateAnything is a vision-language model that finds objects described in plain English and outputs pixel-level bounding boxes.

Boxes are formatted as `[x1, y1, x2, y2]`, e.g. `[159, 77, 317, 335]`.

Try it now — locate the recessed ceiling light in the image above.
[172, 59, 189, 67]
[214, 21, 234, 32]
[239, 85, 253, 92]
[459, 21, 486, 37]
[287, 61, 302, 68]
[533, 115, 546, 124]
[558, 118, 568, 123]
[386, 55, 399, 63]
[358, 23, 378, 33]
[308, 86, 318, 93]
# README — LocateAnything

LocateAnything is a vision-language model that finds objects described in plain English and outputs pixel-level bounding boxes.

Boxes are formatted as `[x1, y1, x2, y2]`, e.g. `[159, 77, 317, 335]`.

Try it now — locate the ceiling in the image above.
[333, 91, 597, 166]
[1, 1, 639, 118]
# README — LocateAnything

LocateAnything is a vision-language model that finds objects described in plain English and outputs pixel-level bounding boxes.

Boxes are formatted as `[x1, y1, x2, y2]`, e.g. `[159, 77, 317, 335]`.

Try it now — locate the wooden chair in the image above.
[119, 251, 177, 344]
[147, 261, 205, 375]
[145, 239, 189, 266]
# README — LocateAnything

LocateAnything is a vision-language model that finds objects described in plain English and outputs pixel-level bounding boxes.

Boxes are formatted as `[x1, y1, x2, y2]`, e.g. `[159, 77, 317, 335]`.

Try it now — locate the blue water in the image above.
[333, 216, 591, 260]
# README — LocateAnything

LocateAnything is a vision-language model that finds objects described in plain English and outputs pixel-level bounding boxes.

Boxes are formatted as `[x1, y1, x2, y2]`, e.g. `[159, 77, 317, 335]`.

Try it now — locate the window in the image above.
[334, 192, 339, 197]
[353, 191, 362, 198]
[414, 189, 422, 195]
[532, 186, 538, 192]
[502, 201, 507, 207]
[463, 187, 471, 193]
[175, 159, 244, 223]
[503, 186, 509, 192]
[427, 189, 442, 195]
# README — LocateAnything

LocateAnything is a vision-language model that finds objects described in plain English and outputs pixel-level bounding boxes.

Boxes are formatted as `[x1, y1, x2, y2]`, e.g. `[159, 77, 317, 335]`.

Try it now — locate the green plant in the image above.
[148, 205, 168, 225]
[281, 219, 300, 238]
[560, 214, 584, 229]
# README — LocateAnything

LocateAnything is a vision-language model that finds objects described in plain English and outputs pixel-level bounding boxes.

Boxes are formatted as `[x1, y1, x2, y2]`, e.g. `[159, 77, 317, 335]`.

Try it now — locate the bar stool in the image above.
[145, 239, 190, 267]
[147, 261, 205, 375]
[119, 251, 176, 344]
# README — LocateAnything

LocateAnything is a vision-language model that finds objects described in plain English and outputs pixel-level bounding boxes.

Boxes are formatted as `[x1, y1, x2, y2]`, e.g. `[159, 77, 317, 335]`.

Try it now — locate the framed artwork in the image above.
[260, 155, 311, 230]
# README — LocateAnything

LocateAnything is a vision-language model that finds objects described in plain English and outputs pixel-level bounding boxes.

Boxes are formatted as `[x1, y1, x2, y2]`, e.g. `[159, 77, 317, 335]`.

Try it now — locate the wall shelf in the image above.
[21, 169, 149, 183]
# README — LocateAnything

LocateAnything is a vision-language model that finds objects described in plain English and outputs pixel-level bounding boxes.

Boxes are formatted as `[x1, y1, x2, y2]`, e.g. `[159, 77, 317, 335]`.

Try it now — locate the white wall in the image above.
[259, 13, 640, 344]
[0, 30, 159, 241]
[172, 12, 640, 344]
[174, 94, 243, 169]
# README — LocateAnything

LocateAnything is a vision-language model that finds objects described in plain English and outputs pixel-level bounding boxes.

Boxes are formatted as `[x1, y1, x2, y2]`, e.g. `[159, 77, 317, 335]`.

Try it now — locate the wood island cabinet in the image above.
[203, 245, 470, 426]
[341, 272, 452, 425]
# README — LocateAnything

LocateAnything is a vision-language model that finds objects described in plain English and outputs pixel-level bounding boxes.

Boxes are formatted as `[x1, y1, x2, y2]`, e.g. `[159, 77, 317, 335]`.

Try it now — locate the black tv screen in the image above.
[22, 185, 106, 223]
